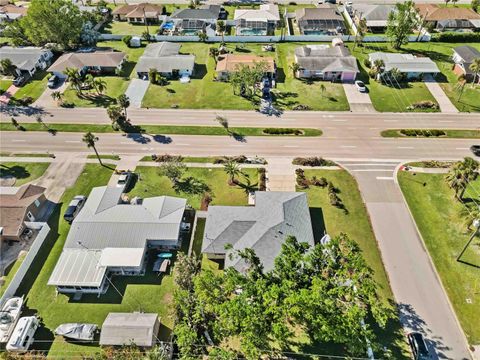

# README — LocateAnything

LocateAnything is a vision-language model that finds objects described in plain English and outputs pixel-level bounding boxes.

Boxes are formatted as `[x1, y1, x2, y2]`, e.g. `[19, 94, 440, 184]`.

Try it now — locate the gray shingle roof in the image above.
[136, 42, 195, 74]
[352, 4, 395, 22]
[170, 5, 220, 20]
[0, 46, 51, 71]
[202, 192, 314, 272]
[369, 52, 440, 73]
[453, 45, 480, 63]
[295, 45, 359, 73]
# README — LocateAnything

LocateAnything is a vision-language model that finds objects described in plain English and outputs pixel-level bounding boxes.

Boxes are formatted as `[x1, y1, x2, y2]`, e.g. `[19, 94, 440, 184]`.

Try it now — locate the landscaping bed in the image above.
[381, 129, 480, 138]
[0, 162, 50, 186]
[398, 171, 480, 343]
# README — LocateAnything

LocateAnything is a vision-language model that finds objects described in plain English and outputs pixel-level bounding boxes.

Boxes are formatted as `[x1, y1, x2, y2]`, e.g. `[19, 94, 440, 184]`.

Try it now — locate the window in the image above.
[26, 211, 35, 221]
[34, 199, 40, 207]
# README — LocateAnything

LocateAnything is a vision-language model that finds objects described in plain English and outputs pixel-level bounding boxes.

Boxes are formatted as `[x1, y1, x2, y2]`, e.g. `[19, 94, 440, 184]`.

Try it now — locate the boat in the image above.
[156, 252, 173, 259]
[0, 297, 23, 343]
[6, 316, 39, 352]
[54, 323, 98, 341]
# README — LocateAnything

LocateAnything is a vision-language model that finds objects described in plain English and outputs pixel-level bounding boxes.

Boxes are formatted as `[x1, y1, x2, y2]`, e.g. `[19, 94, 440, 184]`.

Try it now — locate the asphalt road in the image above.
[0, 110, 478, 359]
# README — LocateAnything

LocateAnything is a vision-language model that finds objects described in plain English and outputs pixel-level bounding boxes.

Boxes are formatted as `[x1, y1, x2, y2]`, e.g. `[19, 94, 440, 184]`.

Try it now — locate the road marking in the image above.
[332, 119, 347, 122]
[438, 120, 453, 123]
[175, 143, 190, 146]
[284, 145, 299, 148]
[376, 176, 395, 180]
[341, 145, 357, 148]
[351, 169, 393, 172]
[384, 120, 398, 122]
[344, 163, 396, 166]
[397, 146, 414, 149]
[65, 140, 80, 143]
[455, 147, 469, 150]
[12, 139, 26, 142]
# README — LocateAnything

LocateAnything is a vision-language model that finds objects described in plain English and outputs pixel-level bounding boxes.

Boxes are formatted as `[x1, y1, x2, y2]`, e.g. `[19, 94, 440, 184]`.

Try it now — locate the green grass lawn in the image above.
[129, 166, 259, 209]
[0, 162, 50, 186]
[348, 44, 439, 112]
[86, 154, 120, 160]
[381, 129, 480, 138]
[102, 21, 155, 36]
[142, 42, 349, 111]
[0, 79, 12, 94]
[11, 164, 185, 358]
[9, 71, 49, 104]
[298, 169, 409, 358]
[0, 254, 26, 297]
[398, 172, 480, 344]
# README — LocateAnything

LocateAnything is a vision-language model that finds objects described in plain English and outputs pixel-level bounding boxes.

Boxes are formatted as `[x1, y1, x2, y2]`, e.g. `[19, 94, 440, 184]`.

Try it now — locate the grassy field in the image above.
[0, 162, 50, 186]
[381, 129, 480, 138]
[140, 156, 221, 163]
[12, 164, 184, 357]
[0, 79, 12, 93]
[102, 21, 153, 36]
[128, 166, 259, 209]
[348, 44, 439, 112]
[398, 172, 480, 344]
[142, 42, 349, 111]
[298, 169, 409, 358]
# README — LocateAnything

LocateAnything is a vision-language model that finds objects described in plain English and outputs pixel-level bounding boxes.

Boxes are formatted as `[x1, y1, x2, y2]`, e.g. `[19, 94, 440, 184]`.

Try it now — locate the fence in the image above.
[0, 223, 51, 307]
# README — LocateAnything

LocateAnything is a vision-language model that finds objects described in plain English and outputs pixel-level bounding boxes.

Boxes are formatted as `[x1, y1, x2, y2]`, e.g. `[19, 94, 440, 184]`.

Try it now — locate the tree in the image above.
[82, 132, 102, 165]
[80, 21, 99, 46]
[107, 104, 123, 130]
[230, 61, 269, 98]
[64, 68, 82, 94]
[446, 157, 479, 201]
[117, 94, 130, 118]
[198, 31, 208, 42]
[473, 0, 480, 12]
[92, 77, 107, 95]
[209, 47, 219, 63]
[354, 17, 367, 49]
[445, 0, 450, 5]
[386, 0, 417, 50]
[158, 159, 186, 186]
[12, 0, 84, 48]
[214, 115, 229, 133]
[142, 30, 152, 42]
[148, 68, 159, 84]
[217, 20, 226, 43]
[0, 58, 17, 77]
[122, 35, 133, 48]
[469, 58, 480, 86]
[456, 73, 467, 101]
[51, 91, 64, 105]
[289, 62, 300, 77]
[223, 160, 242, 185]
[319, 83, 326, 97]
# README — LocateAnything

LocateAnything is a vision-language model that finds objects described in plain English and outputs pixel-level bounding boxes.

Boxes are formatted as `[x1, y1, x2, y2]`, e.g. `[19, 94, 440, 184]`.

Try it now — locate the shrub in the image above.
[258, 168, 267, 191]
[432, 32, 480, 43]
[213, 155, 248, 164]
[152, 154, 184, 162]
[292, 157, 336, 167]
[329, 191, 340, 206]
[400, 129, 446, 137]
[311, 176, 328, 187]
[363, 59, 371, 68]
[407, 101, 439, 110]
[292, 104, 311, 111]
[122, 35, 132, 47]
[295, 168, 309, 189]
[368, 69, 377, 79]
[263, 128, 302, 135]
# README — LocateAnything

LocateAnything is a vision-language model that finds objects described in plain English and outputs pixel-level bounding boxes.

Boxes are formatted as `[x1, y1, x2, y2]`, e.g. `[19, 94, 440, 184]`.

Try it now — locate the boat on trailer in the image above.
[0, 297, 24, 344]
[6, 316, 39, 352]
[54, 323, 98, 341]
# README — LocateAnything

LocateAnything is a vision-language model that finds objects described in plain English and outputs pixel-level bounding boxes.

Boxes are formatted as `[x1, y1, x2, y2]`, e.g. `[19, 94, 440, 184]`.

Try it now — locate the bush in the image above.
[292, 104, 311, 111]
[152, 154, 184, 162]
[368, 69, 377, 79]
[295, 168, 309, 189]
[311, 176, 328, 187]
[17, 96, 34, 106]
[407, 101, 439, 111]
[432, 32, 480, 43]
[289, 1, 297, 4]
[213, 155, 248, 164]
[292, 157, 336, 167]
[122, 35, 132, 47]
[400, 129, 446, 137]
[258, 168, 267, 191]
[263, 128, 303, 135]
[363, 59, 371, 68]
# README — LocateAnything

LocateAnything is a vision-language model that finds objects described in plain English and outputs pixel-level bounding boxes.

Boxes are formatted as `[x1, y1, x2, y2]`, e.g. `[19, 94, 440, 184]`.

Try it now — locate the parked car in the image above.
[63, 195, 87, 223]
[47, 75, 60, 89]
[117, 171, 133, 189]
[470, 145, 480, 157]
[407, 332, 431, 360]
[355, 80, 367, 92]
[13, 76, 27, 87]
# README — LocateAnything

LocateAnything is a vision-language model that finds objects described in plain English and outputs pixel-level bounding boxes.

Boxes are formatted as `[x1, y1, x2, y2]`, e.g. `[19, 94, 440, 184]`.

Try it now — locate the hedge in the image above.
[400, 129, 446, 137]
[263, 128, 302, 135]
[432, 32, 480, 42]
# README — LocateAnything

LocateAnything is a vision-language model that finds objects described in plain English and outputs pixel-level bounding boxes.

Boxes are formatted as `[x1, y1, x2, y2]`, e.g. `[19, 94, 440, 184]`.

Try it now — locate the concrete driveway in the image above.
[33, 78, 68, 108]
[125, 79, 149, 108]
[423, 77, 458, 113]
[342, 83, 375, 112]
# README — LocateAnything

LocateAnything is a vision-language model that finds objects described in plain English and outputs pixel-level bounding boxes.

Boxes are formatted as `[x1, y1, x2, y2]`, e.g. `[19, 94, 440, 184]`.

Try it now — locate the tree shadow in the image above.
[192, 64, 207, 79]
[76, 93, 117, 107]
[0, 164, 31, 180]
[276, 67, 286, 83]
[0, 104, 48, 117]
[125, 133, 151, 144]
[152, 134, 173, 144]
[231, 131, 247, 143]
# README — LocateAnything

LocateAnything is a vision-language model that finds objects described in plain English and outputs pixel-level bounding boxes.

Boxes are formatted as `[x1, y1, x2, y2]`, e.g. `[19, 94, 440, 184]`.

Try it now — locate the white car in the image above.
[355, 80, 367, 93]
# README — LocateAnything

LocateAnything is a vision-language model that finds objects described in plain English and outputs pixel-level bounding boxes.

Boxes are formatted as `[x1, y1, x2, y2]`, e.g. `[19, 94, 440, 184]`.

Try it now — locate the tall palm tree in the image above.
[223, 160, 242, 185]
[289, 63, 300, 77]
[93, 78, 107, 95]
[64, 67, 82, 94]
[107, 105, 123, 129]
[217, 20, 226, 43]
[460, 204, 480, 231]
[82, 132, 102, 166]
[469, 58, 480, 86]
[51, 91, 63, 105]
[209, 47, 219, 63]
[445, 157, 479, 201]
[0, 58, 17, 77]
[117, 94, 130, 118]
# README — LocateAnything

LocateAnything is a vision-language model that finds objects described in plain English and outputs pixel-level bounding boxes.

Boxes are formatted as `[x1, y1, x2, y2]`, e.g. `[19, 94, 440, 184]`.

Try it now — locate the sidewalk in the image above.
[0, 84, 20, 105]
[423, 78, 458, 113]
[265, 157, 296, 192]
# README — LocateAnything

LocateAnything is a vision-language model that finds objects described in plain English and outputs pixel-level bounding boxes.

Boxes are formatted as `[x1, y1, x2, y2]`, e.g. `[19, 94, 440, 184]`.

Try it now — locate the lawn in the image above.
[9, 70, 49, 104]
[0, 254, 26, 297]
[398, 171, 480, 344]
[128, 166, 259, 209]
[11, 164, 184, 358]
[102, 21, 154, 36]
[0, 79, 12, 94]
[348, 44, 439, 112]
[0, 162, 50, 186]
[298, 169, 409, 358]
[142, 42, 349, 111]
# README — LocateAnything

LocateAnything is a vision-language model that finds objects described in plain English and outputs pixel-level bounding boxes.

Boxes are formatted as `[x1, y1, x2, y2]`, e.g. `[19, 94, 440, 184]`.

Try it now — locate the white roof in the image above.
[99, 247, 145, 267]
[100, 312, 159, 347]
[369, 52, 440, 73]
[234, 4, 280, 22]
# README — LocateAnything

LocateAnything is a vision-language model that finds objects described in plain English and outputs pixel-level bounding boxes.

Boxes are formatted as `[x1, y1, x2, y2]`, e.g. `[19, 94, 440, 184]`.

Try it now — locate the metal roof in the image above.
[136, 42, 195, 74]
[369, 52, 440, 73]
[202, 192, 314, 272]
[234, 4, 280, 22]
[100, 312, 160, 347]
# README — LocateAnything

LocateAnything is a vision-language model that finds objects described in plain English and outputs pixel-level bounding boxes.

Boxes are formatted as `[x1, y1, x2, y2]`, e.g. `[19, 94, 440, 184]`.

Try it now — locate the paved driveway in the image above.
[33, 79, 68, 108]
[342, 83, 375, 112]
[125, 79, 149, 108]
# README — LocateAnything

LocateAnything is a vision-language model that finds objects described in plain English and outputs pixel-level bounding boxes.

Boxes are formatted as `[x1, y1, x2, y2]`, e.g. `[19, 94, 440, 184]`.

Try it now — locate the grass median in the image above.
[0, 122, 322, 137]
[381, 129, 480, 138]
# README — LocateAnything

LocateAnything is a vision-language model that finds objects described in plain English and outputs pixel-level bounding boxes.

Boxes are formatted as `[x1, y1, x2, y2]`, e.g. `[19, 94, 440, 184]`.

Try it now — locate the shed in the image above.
[99, 312, 160, 347]
[130, 36, 142, 48]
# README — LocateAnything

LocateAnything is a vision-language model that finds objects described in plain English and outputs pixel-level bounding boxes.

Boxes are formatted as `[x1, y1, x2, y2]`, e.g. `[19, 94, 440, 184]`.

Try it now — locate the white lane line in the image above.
[332, 119, 347, 122]
[344, 163, 396, 166]
[397, 146, 414, 149]
[120, 141, 132, 144]
[376, 176, 395, 180]
[351, 169, 393, 172]
[384, 120, 398, 122]
[341, 145, 357, 148]
[284, 145, 299, 148]
[65, 140, 80, 143]
[12, 139, 26, 142]
[175, 143, 190, 146]
[438, 120, 453, 123]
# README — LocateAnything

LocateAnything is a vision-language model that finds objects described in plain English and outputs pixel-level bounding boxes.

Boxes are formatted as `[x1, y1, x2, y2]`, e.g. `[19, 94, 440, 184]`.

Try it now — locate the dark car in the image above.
[13, 76, 27, 87]
[47, 75, 60, 89]
[63, 195, 87, 223]
[470, 145, 480, 157]
[408, 332, 431, 360]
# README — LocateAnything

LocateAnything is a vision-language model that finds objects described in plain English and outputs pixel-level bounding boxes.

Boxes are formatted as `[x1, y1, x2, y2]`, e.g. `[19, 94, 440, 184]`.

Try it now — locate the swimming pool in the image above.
[238, 28, 267, 36]
[162, 21, 174, 30]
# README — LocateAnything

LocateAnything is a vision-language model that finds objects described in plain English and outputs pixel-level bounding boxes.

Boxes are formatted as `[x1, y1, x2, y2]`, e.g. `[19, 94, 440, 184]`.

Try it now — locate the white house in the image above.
[0, 47, 53, 77]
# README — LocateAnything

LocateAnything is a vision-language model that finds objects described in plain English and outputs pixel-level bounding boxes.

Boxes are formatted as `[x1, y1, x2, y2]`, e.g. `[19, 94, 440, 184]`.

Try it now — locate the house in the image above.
[112, 3, 163, 24]
[215, 54, 275, 81]
[234, 4, 280, 36]
[47, 51, 126, 78]
[0, 47, 53, 78]
[294, 44, 359, 81]
[0, 184, 47, 244]
[369, 52, 440, 79]
[202, 192, 315, 272]
[295, 5, 346, 35]
[169, 5, 221, 35]
[99, 313, 160, 347]
[416, 4, 480, 31]
[452, 45, 480, 82]
[48, 186, 186, 295]
[0, 4, 27, 23]
[351, 4, 396, 33]
[136, 42, 195, 79]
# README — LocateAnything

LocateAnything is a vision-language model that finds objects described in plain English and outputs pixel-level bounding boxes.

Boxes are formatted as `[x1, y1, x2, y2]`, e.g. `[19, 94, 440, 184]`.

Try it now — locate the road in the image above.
[0, 110, 478, 359]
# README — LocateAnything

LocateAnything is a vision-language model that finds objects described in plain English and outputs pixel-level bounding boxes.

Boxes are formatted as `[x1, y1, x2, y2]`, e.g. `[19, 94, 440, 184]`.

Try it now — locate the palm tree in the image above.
[107, 105, 123, 129]
[209, 47, 219, 63]
[460, 204, 480, 231]
[82, 132, 102, 166]
[64, 67, 82, 94]
[223, 160, 242, 185]
[319, 84, 326, 97]
[51, 91, 63, 105]
[117, 94, 130, 118]
[198, 31, 208, 42]
[445, 157, 479, 201]
[469, 58, 480, 86]
[289, 63, 300, 77]
[217, 20, 226, 43]
[373, 59, 385, 79]
[148, 68, 159, 84]
[93, 77, 107, 95]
